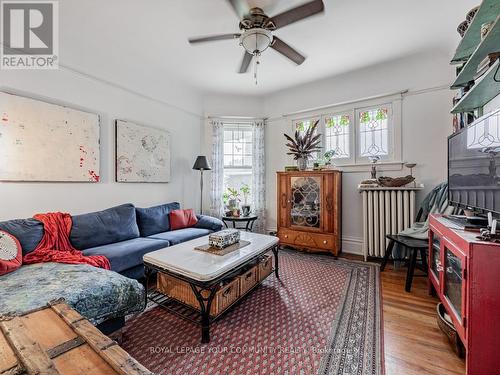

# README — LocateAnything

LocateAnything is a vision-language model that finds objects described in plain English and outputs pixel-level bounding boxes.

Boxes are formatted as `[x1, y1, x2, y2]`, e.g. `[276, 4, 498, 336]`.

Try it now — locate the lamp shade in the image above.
[192, 156, 211, 170]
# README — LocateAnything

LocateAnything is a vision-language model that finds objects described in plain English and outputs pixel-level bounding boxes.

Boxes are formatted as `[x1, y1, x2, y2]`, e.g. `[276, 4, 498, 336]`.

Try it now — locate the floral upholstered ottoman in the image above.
[0, 262, 145, 325]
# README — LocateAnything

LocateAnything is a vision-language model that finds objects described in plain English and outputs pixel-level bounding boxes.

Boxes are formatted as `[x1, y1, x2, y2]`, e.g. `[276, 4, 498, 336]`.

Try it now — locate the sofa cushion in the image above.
[82, 237, 169, 273]
[135, 202, 180, 236]
[169, 209, 198, 230]
[194, 215, 224, 232]
[70, 204, 140, 250]
[0, 218, 43, 255]
[148, 228, 211, 245]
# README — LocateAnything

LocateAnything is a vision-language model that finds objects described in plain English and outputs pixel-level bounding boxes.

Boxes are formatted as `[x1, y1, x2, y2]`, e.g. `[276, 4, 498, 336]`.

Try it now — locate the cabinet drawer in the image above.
[278, 228, 337, 252]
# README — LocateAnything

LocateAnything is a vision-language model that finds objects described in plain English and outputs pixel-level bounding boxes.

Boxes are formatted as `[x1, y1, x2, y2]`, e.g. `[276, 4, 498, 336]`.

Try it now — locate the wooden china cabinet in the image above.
[276, 170, 342, 256]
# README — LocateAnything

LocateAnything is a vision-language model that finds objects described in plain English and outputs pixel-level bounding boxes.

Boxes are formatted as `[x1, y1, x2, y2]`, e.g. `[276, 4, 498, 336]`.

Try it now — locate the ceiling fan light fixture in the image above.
[239, 28, 273, 55]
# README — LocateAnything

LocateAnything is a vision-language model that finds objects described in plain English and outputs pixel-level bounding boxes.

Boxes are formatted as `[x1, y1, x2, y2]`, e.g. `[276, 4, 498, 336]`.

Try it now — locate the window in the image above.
[324, 113, 351, 160]
[223, 124, 253, 204]
[289, 95, 401, 168]
[358, 106, 390, 159]
[224, 126, 252, 167]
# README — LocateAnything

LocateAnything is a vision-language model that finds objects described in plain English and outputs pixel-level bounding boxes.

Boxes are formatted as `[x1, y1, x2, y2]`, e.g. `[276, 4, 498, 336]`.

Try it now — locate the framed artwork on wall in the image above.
[0, 91, 100, 182]
[115, 119, 171, 182]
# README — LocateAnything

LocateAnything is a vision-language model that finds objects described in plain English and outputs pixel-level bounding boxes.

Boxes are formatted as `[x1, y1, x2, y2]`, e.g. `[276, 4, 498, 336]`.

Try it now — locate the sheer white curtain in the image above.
[209, 120, 224, 218]
[252, 120, 266, 233]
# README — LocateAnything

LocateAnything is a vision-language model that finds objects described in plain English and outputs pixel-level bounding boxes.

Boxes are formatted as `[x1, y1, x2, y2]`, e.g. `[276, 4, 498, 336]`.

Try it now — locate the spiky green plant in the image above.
[284, 120, 322, 160]
[226, 187, 240, 201]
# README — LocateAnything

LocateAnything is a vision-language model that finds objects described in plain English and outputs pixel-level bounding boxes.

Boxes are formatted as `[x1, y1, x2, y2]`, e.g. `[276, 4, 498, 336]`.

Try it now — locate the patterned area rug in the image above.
[121, 250, 383, 375]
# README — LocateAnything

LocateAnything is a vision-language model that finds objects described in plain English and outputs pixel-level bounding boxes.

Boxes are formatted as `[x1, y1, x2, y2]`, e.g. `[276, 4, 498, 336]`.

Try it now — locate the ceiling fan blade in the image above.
[226, 0, 250, 19]
[238, 51, 253, 73]
[270, 37, 306, 65]
[188, 33, 240, 44]
[267, 0, 324, 29]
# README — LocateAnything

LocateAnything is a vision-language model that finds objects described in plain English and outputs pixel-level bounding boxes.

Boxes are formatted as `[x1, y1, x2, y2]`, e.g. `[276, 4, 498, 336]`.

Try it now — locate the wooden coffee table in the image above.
[143, 232, 279, 343]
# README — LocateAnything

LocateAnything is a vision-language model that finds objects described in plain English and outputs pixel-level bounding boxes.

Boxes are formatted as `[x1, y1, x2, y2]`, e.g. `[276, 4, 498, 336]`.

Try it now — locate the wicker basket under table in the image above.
[257, 254, 273, 281]
[156, 254, 273, 317]
[157, 273, 240, 316]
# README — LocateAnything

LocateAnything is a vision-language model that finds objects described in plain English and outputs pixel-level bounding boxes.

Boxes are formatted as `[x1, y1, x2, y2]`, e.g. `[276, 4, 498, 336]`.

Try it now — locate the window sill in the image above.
[333, 161, 405, 173]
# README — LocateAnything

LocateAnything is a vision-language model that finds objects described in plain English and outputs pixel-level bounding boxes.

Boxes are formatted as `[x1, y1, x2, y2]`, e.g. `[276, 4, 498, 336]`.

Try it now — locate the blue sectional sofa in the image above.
[0, 202, 223, 332]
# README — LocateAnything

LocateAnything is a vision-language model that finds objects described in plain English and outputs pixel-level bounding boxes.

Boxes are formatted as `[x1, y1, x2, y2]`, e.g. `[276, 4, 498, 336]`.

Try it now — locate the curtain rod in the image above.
[206, 115, 267, 120]
[282, 89, 409, 118]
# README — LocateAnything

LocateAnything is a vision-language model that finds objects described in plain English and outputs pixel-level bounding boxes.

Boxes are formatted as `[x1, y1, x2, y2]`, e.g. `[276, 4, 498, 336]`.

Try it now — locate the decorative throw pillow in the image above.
[0, 230, 22, 276]
[169, 209, 198, 230]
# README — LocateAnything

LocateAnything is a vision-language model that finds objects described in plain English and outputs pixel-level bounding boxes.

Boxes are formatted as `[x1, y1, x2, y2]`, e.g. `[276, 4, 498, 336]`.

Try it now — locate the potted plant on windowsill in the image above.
[240, 183, 251, 217]
[226, 187, 241, 217]
[323, 150, 336, 169]
[284, 120, 322, 171]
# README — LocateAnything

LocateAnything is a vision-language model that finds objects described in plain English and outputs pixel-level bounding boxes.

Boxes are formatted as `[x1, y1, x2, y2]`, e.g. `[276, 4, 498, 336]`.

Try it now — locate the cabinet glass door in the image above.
[290, 176, 322, 230]
[443, 244, 465, 324]
[430, 231, 441, 284]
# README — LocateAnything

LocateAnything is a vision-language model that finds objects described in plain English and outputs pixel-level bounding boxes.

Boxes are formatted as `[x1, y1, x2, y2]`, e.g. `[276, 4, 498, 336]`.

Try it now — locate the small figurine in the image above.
[369, 156, 380, 179]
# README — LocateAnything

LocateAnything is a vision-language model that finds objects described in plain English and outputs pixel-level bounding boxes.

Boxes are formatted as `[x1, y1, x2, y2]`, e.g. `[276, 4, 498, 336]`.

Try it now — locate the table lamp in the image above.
[192, 156, 211, 214]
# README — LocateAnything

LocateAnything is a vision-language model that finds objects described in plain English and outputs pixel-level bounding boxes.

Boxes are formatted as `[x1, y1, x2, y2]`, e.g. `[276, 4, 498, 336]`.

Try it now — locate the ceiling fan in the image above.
[188, 0, 325, 80]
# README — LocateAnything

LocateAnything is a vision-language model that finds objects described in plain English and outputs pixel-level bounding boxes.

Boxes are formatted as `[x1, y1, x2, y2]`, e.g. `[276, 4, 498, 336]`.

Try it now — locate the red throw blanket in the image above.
[23, 212, 110, 269]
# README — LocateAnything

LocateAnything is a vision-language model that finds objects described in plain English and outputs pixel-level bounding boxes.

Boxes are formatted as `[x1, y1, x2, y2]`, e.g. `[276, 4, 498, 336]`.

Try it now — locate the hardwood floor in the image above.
[342, 255, 465, 375]
[380, 262, 465, 375]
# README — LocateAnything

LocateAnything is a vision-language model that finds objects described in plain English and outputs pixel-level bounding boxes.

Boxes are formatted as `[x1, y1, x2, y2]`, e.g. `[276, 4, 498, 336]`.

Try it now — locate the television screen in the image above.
[448, 109, 500, 215]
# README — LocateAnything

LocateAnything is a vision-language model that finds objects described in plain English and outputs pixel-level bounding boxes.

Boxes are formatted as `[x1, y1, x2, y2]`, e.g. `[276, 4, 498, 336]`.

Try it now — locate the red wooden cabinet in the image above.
[429, 214, 500, 374]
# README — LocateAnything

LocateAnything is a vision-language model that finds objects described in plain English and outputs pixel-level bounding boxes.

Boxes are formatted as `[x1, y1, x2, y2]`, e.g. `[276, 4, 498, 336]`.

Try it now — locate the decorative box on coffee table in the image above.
[277, 170, 342, 255]
[208, 229, 240, 249]
[0, 301, 152, 375]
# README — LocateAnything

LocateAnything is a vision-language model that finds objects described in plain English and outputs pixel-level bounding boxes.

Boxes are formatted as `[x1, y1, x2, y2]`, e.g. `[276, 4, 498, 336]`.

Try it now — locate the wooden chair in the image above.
[380, 235, 428, 292]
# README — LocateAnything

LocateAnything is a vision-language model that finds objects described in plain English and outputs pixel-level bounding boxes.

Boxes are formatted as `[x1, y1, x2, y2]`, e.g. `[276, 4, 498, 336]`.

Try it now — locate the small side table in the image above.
[222, 215, 258, 232]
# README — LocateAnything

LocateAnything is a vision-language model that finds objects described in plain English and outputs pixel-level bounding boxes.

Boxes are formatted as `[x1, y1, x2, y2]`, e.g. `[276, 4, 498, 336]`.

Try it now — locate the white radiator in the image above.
[359, 186, 423, 260]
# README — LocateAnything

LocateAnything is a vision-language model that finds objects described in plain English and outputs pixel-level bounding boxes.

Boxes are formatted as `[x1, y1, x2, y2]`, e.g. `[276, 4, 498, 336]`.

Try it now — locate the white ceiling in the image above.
[60, 0, 479, 96]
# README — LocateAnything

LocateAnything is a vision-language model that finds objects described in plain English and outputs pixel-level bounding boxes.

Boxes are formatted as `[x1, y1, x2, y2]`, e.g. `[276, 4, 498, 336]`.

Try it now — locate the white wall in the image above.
[263, 50, 456, 254]
[0, 68, 204, 221]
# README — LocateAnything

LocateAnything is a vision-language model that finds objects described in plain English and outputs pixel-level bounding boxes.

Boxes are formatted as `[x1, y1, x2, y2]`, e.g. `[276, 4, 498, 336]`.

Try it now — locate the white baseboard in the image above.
[341, 236, 363, 255]
[266, 227, 363, 256]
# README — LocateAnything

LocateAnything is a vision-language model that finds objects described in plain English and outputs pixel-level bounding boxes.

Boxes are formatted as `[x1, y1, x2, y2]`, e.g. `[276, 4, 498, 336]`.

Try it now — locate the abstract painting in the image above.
[115, 120, 171, 182]
[0, 91, 100, 182]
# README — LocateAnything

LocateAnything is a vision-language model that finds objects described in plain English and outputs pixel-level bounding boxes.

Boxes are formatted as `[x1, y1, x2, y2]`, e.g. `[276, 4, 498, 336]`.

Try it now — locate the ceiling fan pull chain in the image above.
[254, 53, 260, 85]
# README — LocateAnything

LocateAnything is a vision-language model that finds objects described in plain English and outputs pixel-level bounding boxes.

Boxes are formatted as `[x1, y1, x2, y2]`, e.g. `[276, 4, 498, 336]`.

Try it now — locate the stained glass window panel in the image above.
[294, 119, 318, 134]
[325, 114, 350, 159]
[359, 107, 389, 158]
[467, 111, 500, 150]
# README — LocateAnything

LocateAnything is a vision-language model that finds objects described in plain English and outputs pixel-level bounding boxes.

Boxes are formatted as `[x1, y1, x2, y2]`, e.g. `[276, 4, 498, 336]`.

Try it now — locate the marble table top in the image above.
[143, 231, 278, 282]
